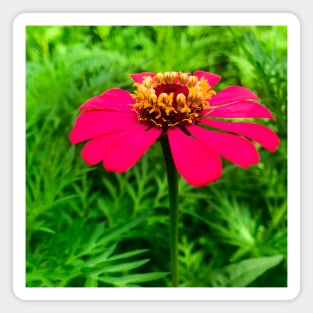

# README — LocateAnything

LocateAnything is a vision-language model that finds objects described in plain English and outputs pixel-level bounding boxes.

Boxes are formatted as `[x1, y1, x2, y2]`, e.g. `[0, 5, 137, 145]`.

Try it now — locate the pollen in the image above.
[132, 72, 216, 130]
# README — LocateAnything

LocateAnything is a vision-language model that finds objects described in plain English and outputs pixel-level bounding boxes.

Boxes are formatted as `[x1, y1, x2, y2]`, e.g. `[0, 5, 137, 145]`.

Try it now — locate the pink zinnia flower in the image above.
[69, 71, 280, 187]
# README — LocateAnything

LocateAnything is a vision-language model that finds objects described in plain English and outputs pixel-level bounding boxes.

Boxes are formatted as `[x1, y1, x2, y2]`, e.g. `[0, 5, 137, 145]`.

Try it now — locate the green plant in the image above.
[26, 25, 287, 287]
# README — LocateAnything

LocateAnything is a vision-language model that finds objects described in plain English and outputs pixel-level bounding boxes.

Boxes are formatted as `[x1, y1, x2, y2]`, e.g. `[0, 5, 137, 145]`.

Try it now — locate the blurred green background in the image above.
[26, 25, 287, 287]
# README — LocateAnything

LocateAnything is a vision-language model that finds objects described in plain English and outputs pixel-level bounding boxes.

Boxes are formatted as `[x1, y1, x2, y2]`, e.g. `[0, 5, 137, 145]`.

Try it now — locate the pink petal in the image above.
[79, 88, 135, 112]
[210, 86, 260, 106]
[167, 127, 222, 187]
[81, 124, 161, 168]
[187, 124, 260, 168]
[200, 118, 280, 152]
[202, 101, 275, 119]
[81, 130, 127, 166]
[130, 72, 155, 83]
[69, 110, 139, 144]
[193, 70, 222, 88]
[104, 124, 162, 173]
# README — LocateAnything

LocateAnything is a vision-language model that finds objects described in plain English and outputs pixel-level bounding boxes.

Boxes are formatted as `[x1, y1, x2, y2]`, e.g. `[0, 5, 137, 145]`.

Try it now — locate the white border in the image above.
[13, 12, 301, 301]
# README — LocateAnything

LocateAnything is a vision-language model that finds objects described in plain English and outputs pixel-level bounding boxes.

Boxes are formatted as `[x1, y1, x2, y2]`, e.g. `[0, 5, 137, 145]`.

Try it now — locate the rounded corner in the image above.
[285, 284, 301, 301]
[12, 285, 27, 302]
[12, 13, 28, 27]
[285, 12, 301, 27]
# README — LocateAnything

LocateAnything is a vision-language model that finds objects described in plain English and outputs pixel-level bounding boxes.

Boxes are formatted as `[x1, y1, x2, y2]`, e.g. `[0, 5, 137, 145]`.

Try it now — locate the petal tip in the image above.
[130, 72, 155, 83]
[193, 70, 222, 88]
[69, 130, 78, 144]
[81, 149, 99, 166]
[269, 136, 281, 152]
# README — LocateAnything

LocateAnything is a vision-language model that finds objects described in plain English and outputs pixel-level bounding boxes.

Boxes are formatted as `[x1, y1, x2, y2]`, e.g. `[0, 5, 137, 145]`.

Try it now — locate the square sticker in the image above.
[13, 12, 300, 301]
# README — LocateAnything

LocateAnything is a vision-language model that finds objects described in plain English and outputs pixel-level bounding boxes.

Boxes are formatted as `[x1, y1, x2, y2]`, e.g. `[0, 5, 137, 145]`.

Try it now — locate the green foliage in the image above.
[26, 25, 287, 287]
[209, 255, 284, 287]
[27, 213, 169, 287]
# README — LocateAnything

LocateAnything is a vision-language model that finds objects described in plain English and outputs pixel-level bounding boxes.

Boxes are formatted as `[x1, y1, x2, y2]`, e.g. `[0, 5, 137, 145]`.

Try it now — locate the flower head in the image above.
[69, 71, 280, 187]
[132, 71, 216, 130]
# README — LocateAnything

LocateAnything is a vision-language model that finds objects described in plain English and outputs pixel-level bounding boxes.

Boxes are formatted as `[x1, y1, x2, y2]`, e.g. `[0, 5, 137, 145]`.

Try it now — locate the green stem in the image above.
[160, 135, 179, 287]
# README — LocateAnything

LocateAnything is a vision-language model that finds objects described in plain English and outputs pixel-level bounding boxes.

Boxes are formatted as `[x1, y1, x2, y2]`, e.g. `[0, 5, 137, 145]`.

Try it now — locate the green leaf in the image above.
[98, 272, 169, 287]
[108, 249, 149, 262]
[83, 259, 150, 276]
[83, 244, 118, 268]
[31, 226, 56, 234]
[84, 276, 99, 287]
[101, 259, 150, 273]
[99, 213, 151, 244]
[210, 255, 284, 287]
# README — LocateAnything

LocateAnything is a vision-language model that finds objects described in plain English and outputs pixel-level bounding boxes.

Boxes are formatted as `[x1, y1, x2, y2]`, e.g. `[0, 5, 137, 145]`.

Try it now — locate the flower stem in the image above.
[160, 135, 179, 287]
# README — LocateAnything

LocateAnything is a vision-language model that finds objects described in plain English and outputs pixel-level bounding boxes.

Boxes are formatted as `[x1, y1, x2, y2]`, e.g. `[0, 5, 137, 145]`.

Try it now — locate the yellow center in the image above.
[132, 71, 216, 130]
